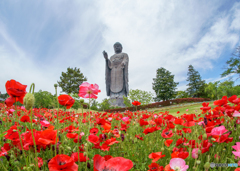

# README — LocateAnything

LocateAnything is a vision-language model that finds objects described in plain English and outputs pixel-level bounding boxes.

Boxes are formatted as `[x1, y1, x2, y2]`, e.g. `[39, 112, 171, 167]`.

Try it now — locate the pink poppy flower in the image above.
[192, 148, 199, 159]
[169, 158, 189, 171]
[122, 117, 129, 122]
[211, 125, 228, 136]
[40, 120, 50, 127]
[198, 121, 205, 126]
[233, 111, 240, 117]
[78, 82, 101, 99]
[232, 142, 240, 158]
[21, 106, 25, 110]
[9, 109, 15, 114]
[186, 109, 189, 112]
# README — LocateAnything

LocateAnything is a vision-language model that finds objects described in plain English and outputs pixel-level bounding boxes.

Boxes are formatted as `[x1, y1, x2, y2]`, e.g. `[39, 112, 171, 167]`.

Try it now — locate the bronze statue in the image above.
[103, 42, 129, 107]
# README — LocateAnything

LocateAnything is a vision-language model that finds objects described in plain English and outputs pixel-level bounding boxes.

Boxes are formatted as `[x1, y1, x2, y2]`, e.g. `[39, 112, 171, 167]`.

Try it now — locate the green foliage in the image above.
[57, 67, 87, 94]
[123, 89, 153, 106]
[0, 93, 9, 100]
[34, 90, 57, 109]
[217, 79, 235, 98]
[69, 93, 81, 110]
[98, 98, 112, 111]
[152, 67, 179, 102]
[204, 81, 220, 100]
[90, 99, 99, 111]
[176, 91, 189, 98]
[221, 46, 240, 78]
[186, 65, 206, 97]
[123, 96, 132, 107]
[204, 80, 240, 100]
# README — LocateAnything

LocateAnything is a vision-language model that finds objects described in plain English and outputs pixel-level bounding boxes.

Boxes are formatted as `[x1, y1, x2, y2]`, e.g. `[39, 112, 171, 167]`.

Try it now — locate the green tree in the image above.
[221, 46, 240, 78]
[98, 98, 112, 111]
[90, 99, 99, 111]
[57, 67, 87, 94]
[186, 65, 205, 97]
[218, 80, 234, 97]
[34, 90, 55, 108]
[152, 67, 179, 102]
[175, 91, 189, 99]
[69, 93, 81, 110]
[123, 89, 153, 106]
[204, 81, 220, 100]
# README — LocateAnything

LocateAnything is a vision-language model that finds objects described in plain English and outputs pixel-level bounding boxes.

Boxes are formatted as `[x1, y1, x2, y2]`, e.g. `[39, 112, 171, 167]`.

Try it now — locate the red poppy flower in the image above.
[90, 128, 99, 135]
[38, 129, 58, 145]
[164, 164, 174, 171]
[182, 128, 191, 133]
[5, 79, 27, 106]
[200, 140, 212, 153]
[20, 115, 30, 123]
[0, 143, 11, 157]
[88, 134, 99, 144]
[71, 152, 89, 162]
[132, 101, 141, 106]
[213, 96, 228, 106]
[135, 134, 144, 141]
[161, 128, 173, 138]
[149, 152, 166, 162]
[104, 138, 119, 146]
[164, 139, 173, 147]
[93, 154, 133, 171]
[37, 157, 43, 168]
[143, 127, 158, 135]
[200, 102, 211, 113]
[58, 95, 75, 109]
[5, 96, 15, 107]
[148, 163, 164, 171]
[66, 133, 78, 139]
[48, 154, 78, 171]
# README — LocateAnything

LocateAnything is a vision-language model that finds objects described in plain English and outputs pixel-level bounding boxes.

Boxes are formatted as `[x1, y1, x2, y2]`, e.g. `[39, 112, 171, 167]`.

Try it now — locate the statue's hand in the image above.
[103, 51, 108, 60]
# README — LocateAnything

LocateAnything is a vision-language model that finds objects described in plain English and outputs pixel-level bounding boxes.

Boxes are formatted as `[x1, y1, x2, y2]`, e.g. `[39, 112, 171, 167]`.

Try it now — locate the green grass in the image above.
[152, 101, 215, 116]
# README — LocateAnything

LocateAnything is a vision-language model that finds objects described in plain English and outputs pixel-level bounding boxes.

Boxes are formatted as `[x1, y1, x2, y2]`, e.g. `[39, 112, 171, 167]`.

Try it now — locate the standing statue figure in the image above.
[103, 42, 129, 107]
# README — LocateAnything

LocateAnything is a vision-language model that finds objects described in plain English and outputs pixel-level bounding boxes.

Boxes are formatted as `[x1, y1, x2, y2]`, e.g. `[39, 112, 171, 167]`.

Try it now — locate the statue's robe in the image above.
[105, 53, 129, 98]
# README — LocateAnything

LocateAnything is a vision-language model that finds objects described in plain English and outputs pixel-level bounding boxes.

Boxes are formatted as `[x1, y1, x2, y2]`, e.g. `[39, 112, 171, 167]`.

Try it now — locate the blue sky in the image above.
[0, 0, 240, 102]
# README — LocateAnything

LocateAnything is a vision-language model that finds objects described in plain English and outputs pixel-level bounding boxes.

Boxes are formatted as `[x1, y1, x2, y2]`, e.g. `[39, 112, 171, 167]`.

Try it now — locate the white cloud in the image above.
[1, 0, 240, 104]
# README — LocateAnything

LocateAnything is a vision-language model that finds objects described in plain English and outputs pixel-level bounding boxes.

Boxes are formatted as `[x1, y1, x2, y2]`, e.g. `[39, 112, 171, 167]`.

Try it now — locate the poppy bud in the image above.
[80, 99, 84, 104]
[203, 133, 207, 139]
[198, 149, 201, 154]
[54, 84, 58, 88]
[23, 93, 35, 110]
[87, 163, 91, 169]
[161, 147, 165, 151]
[196, 160, 201, 165]
[29, 164, 35, 168]
[211, 138, 216, 141]
[204, 162, 210, 169]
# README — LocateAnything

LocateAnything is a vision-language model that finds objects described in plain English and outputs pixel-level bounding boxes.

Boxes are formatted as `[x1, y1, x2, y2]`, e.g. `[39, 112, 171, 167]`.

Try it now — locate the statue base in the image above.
[109, 97, 125, 108]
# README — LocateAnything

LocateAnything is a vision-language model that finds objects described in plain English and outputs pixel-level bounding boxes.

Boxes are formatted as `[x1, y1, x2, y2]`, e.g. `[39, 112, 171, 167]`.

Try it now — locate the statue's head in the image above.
[113, 42, 122, 53]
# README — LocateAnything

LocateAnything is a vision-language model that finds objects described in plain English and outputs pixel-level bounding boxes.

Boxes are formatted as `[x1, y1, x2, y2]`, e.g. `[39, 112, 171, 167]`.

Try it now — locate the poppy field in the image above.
[1, 80, 240, 171]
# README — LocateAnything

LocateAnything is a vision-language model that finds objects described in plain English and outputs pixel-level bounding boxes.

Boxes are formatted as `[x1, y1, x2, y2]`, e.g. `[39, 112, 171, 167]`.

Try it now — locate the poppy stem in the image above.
[0, 159, 8, 171]
[15, 97, 28, 167]
[85, 93, 91, 170]
[55, 86, 59, 156]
